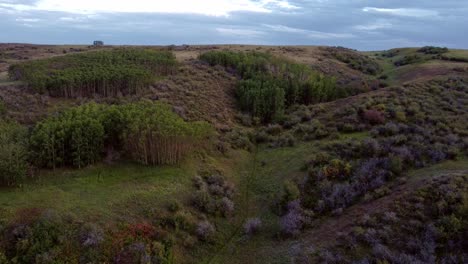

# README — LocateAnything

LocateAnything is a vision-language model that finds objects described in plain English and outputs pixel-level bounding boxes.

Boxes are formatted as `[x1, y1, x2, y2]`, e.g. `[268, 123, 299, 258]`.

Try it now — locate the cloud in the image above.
[16, 17, 41, 22]
[363, 7, 439, 18]
[261, 0, 300, 10]
[216, 27, 265, 37]
[0, 0, 467, 50]
[1, 0, 299, 16]
[264, 24, 354, 39]
[263, 24, 307, 33]
[354, 20, 392, 31]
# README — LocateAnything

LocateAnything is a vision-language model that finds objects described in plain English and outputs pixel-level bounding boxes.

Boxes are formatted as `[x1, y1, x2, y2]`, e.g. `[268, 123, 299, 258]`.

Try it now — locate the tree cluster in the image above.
[200, 50, 340, 122]
[0, 121, 28, 186]
[30, 101, 211, 169]
[8, 48, 177, 98]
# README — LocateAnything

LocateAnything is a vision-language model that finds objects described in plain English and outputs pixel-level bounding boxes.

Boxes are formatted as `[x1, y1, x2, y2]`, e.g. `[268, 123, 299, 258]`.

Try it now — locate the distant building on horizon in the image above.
[93, 40, 104, 46]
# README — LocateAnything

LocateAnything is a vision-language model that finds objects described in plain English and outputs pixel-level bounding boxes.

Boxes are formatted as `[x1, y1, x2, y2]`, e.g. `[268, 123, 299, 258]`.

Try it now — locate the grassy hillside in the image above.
[0, 44, 466, 263]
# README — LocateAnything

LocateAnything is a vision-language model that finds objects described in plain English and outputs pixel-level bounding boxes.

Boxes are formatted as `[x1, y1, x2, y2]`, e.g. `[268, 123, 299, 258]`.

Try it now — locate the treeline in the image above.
[29, 101, 211, 170]
[200, 50, 341, 122]
[418, 46, 448, 55]
[8, 49, 177, 98]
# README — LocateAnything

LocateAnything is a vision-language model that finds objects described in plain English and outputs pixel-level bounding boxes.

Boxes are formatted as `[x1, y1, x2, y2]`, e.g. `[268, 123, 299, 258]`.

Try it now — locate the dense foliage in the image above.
[8, 48, 177, 98]
[30, 103, 108, 168]
[200, 50, 340, 122]
[418, 46, 449, 55]
[0, 121, 28, 186]
[30, 101, 211, 168]
[121, 102, 212, 165]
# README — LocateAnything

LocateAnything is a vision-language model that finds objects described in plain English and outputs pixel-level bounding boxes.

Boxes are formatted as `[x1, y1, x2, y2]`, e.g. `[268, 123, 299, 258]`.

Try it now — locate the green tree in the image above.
[0, 121, 28, 186]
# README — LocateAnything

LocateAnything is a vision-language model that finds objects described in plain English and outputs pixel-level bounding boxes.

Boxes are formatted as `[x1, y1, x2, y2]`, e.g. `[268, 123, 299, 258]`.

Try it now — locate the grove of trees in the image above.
[121, 102, 212, 165]
[8, 48, 177, 98]
[30, 101, 211, 169]
[0, 121, 28, 186]
[200, 50, 341, 122]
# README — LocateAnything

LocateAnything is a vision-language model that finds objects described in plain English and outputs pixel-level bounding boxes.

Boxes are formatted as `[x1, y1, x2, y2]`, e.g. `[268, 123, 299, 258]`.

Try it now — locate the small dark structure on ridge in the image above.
[93, 40, 104, 46]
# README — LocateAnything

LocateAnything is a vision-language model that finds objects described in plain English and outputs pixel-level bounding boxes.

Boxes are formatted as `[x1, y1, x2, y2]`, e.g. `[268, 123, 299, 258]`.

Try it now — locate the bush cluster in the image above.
[191, 174, 236, 217]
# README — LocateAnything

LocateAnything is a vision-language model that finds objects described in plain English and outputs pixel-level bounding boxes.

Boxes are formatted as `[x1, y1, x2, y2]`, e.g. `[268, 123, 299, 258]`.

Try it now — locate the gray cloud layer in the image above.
[0, 0, 467, 50]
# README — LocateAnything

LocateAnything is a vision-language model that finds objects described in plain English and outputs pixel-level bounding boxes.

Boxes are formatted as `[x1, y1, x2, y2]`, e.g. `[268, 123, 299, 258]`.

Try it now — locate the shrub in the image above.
[218, 197, 235, 217]
[80, 223, 104, 247]
[280, 200, 304, 237]
[243, 218, 262, 236]
[394, 111, 407, 122]
[362, 109, 385, 125]
[196, 221, 215, 241]
[281, 181, 300, 208]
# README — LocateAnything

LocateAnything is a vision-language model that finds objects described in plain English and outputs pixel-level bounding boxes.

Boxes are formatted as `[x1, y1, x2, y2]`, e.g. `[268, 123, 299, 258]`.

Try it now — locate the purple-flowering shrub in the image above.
[219, 197, 235, 216]
[196, 221, 215, 241]
[280, 200, 304, 237]
[243, 218, 262, 236]
[80, 223, 104, 247]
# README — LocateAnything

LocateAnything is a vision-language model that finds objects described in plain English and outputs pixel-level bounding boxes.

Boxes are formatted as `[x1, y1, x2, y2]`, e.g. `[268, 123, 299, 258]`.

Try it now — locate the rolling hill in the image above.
[0, 43, 466, 263]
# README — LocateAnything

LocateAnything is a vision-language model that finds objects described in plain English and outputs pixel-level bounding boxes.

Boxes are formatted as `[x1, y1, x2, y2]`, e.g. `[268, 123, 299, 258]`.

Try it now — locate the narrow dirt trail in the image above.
[203, 145, 260, 264]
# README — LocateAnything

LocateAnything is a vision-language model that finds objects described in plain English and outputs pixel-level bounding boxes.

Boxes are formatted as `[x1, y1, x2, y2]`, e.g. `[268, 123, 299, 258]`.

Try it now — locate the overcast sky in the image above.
[0, 0, 466, 50]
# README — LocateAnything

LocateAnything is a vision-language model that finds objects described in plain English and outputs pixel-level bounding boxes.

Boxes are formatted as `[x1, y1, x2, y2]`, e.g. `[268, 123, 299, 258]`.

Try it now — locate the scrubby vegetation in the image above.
[269, 78, 467, 216]
[191, 173, 236, 217]
[30, 101, 211, 168]
[8, 48, 177, 98]
[323, 47, 382, 75]
[315, 174, 468, 263]
[393, 46, 449, 66]
[394, 54, 426, 66]
[0, 44, 467, 263]
[200, 50, 340, 122]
